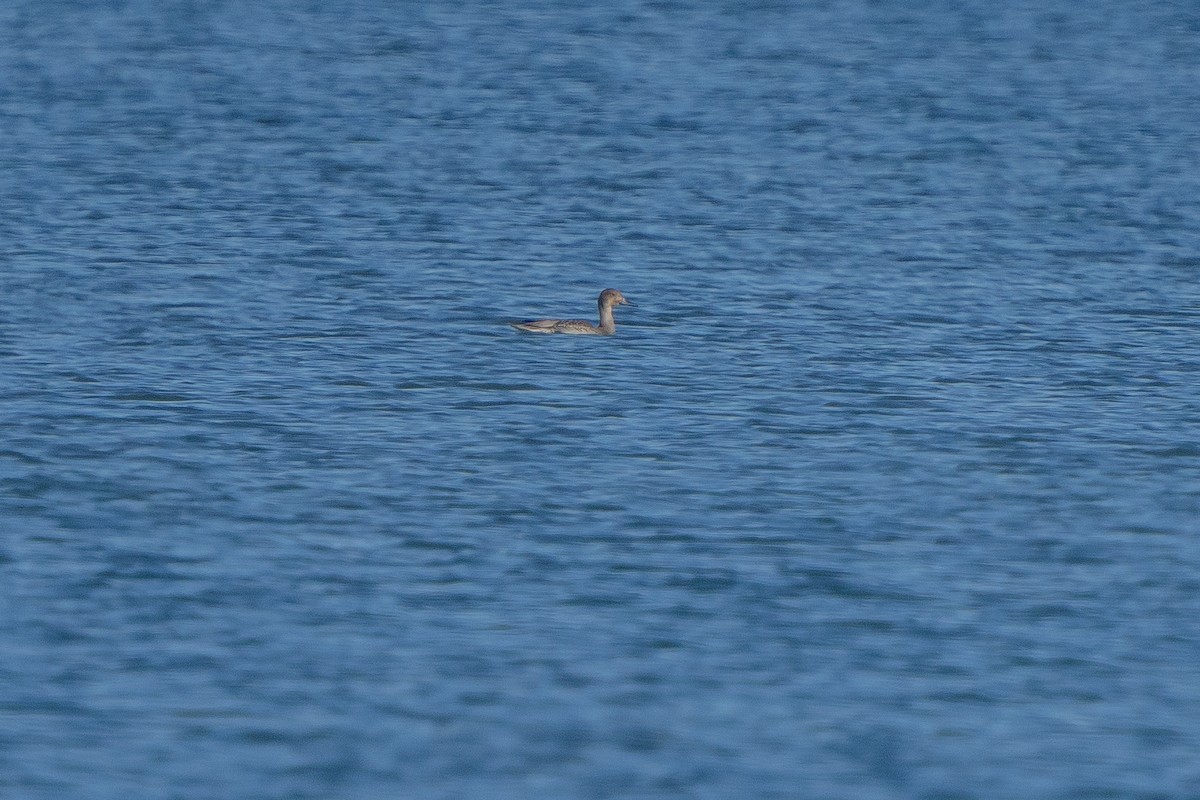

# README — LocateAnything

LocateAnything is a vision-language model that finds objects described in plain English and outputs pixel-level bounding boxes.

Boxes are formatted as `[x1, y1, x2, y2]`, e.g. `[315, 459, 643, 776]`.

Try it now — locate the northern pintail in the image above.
[510, 289, 633, 335]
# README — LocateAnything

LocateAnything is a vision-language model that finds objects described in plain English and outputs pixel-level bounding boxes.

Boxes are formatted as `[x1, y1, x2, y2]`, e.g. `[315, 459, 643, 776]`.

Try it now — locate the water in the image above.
[3, 1, 1200, 797]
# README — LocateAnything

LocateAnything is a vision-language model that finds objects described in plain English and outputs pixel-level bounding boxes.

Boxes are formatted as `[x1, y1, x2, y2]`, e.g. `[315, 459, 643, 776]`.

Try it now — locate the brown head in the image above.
[598, 288, 633, 309]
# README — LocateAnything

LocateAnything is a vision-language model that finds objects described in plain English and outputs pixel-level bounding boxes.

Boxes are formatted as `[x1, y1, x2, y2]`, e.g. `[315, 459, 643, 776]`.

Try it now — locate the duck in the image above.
[510, 289, 633, 335]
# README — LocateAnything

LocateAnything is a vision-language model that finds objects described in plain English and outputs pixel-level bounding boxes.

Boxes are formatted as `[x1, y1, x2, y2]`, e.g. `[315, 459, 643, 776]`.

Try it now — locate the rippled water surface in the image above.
[4, 1, 1200, 798]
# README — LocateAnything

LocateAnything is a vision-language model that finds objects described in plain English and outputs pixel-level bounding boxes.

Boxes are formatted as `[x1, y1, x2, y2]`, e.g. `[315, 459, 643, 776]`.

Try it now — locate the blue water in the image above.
[3, 1, 1200, 797]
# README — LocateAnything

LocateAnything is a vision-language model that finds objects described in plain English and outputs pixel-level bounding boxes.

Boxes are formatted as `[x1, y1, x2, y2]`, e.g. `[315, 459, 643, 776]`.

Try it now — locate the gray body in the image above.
[510, 289, 633, 335]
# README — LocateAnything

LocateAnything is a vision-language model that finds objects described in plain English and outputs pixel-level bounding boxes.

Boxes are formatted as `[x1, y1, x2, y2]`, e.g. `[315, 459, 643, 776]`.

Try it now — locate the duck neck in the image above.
[597, 302, 616, 333]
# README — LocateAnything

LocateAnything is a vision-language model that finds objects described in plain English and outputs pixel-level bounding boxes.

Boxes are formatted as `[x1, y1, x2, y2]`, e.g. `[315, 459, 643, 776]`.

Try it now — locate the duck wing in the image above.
[510, 318, 602, 334]
[548, 319, 603, 334]
[510, 318, 564, 333]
